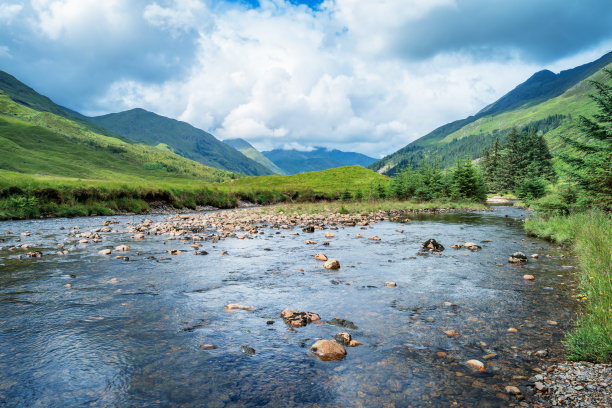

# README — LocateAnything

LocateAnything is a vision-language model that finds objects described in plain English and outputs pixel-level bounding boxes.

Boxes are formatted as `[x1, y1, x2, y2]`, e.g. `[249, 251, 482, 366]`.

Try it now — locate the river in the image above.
[0, 206, 576, 407]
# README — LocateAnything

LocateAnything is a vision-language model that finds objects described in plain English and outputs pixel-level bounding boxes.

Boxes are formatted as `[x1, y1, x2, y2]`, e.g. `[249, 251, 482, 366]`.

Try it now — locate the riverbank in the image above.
[524, 212, 612, 406]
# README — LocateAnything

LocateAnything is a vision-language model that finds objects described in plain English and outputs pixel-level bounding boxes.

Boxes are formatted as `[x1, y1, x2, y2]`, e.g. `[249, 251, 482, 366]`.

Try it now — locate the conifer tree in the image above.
[560, 68, 612, 211]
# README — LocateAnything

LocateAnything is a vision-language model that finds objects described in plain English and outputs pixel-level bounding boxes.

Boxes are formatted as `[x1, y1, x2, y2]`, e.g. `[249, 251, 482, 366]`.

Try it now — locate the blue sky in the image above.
[1, 0, 611, 156]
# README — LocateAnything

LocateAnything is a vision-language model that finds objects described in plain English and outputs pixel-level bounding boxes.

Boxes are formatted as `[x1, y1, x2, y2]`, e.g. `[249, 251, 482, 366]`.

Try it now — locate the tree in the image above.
[481, 137, 503, 192]
[560, 68, 612, 211]
[451, 156, 487, 202]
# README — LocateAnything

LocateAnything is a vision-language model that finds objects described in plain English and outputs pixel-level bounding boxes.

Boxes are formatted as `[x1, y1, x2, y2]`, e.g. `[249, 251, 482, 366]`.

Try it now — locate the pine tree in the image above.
[451, 156, 487, 202]
[497, 128, 523, 191]
[560, 68, 612, 211]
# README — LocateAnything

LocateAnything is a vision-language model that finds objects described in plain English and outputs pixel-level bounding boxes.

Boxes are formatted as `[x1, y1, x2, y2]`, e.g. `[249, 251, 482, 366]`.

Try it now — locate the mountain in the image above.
[0, 70, 132, 141]
[262, 147, 377, 175]
[371, 51, 612, 175]
[223, 138, 285, 175]
[87, 109, 273, 176]
[0, 90, 235, 185]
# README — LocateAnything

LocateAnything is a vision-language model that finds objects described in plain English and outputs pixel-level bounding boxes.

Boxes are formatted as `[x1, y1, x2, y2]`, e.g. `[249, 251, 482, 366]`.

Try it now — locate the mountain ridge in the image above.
[263, 147, 377, 175]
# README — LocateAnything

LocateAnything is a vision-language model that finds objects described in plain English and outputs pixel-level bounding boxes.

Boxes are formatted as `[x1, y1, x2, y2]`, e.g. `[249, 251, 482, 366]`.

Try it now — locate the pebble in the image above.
[466, 360, 486, 372]
[385, 281, 397, 287]
[314, 253, 328, 261]
[324, 259, 340, 269]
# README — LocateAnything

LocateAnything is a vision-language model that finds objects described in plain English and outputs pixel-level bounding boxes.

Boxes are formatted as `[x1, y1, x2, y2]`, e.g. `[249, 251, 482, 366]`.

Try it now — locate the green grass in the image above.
[217, 165, 391, 203]
[524, 211, 612, 362]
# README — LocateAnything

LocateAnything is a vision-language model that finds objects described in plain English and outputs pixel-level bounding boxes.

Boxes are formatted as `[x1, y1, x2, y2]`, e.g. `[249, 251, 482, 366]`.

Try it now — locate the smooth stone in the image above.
[98, 249, 112, 255]
[324, 259, 340, 269]
[523, 274, 535, 280]
[505, 386, 521, 395]
[466, 360, 486, 372]
[385, 281, 397, 287]
[309, 340, 346, 361]
[314, 253, 328, 261]
[114, 245, 130, 252]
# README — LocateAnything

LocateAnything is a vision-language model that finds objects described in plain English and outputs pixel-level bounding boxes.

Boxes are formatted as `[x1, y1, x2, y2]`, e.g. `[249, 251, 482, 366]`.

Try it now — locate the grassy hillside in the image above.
[88, 109, 273, 176]
[218, 165, 390, 202]
[263, 147, 377, 175]
[371, 52, 612, 175]
[224, 138, 286, 174]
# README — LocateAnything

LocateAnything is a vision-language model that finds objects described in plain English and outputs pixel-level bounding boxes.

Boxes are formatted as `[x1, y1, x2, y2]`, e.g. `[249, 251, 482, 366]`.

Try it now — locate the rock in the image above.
[534, 381, 547, 391]
[385, 281, 397, 287]
[396, 229, 404, 233]
[314, 253, 328, 261]
[25, 251, 42, 258]
[348, 340, 361, 347]
[280, 309, 320, 327]
[464, 242, 482, 251]
[199, 344, 218, 350]
[325, 232, 335, 238]
[535, 349, 549, 358]
[509, 252, 527, 263]
[324, 259, 340, 269]
[168, 249, 182, 255]
[194, 250, 209, 255]
[523, 274, 535, 280]
[450, 244, 463, 249]
[305, 240, 317, 245]
[507, 327, 518, 333]
[333, 332, 352, 346]
[420, 238, 444, 253]
[466, 359, 486, 372]
[240, 345, 256, 356]
[302, 226, 315, 233]
[505, 386, 522, 395]
[327, 318, 358, 330]
[546, 320, 558, 325]
[225, 304, 255, 311]
[444, 329, 460, 337]
[78, 239, 89, 244]
[369, 236, 381, 241]
[355, 234, 363, 238]
[531, 254, 539, 259]
[114, 245, 130, 252]
[483, 353, 497, 360]
[132, 234, 145, 239]
[309, 340, 346, 361]
[98, 249, 112, 255]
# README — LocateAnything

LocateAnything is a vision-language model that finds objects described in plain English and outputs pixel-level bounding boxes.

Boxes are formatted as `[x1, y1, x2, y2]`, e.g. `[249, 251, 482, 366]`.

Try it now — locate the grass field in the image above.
[525, 212, 612, 362]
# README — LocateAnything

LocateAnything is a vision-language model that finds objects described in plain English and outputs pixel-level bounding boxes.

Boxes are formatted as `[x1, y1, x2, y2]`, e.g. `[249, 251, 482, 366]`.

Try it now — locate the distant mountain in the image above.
[223, 138, 285, 174]
[87, 109, 273, 176]
[262, 147, 377, 175]
[371, 51, 612, 175]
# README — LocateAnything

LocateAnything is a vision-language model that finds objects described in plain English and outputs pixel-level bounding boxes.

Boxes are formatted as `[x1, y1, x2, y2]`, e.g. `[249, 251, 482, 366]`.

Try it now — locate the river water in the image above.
[0, 207, 576, 407]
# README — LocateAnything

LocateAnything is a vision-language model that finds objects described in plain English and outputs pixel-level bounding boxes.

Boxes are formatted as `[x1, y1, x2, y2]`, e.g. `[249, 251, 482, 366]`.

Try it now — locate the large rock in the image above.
[309, 340, 346, 361]
[280, 309, 321, 327]
[420, 239, 444, 253]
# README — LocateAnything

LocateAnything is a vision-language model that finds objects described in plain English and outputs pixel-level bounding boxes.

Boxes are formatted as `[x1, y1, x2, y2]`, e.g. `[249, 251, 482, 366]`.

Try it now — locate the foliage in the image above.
[450, 157, 487, 202]
[560, 68, 612, 212]
[525, 212, 612, 362]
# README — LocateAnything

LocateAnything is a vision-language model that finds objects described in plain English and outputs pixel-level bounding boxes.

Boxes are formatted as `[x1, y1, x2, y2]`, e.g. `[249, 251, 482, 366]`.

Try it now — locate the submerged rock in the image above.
[302, 226, 315, 233]
[98, 249, 112, 255]
[327, 318, 358, 330]
[466, 359, 486, 372]
[385, 281, 397, 287]
[464, 242, 481, 251]
[309, 340, 346, 361]
[240, 345, 256, 356]
[225, 304, 255, 311]
[114, 245, 131, 252]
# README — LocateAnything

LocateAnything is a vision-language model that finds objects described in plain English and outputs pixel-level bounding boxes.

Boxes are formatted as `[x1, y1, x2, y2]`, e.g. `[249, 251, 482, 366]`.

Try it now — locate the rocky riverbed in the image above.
[0, 206, 599, 407]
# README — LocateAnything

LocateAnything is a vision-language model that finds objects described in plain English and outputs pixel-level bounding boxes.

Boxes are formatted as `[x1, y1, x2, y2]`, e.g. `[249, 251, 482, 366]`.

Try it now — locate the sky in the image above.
[1, 0, 611, 158]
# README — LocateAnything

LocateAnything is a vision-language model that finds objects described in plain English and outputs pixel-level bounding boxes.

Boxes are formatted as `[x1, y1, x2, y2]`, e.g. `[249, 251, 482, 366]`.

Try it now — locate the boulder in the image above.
[114, 245, 130, 252]
[333, 332, 352, 346]
[309, 340, 346, 361]
[98, 249, 112, 255]
[324, 259, 340, 269]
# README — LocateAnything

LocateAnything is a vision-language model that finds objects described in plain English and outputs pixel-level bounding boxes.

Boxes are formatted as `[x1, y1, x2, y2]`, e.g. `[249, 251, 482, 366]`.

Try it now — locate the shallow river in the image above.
[0, 207, 577, 407]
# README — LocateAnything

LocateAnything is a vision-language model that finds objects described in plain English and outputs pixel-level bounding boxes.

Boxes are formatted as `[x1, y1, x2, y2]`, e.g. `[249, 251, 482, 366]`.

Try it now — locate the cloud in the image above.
[0, 3, 22, 23]
[1, 0, 611, 157]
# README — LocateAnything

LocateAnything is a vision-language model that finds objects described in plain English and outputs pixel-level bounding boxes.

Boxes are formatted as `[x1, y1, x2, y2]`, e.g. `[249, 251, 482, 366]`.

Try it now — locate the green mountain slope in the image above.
[223, 138, 285, 175]
[0, 91, 235, 184]
[371, 52, 612, 175]
[262, 147, 377, 175]
[0, 70, 130, 141]
[87, 109, 273, 176]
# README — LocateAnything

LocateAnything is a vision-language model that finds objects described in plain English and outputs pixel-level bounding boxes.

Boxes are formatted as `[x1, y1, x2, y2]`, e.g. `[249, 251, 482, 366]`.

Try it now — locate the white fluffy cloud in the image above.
[2, 0, 612, 157]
